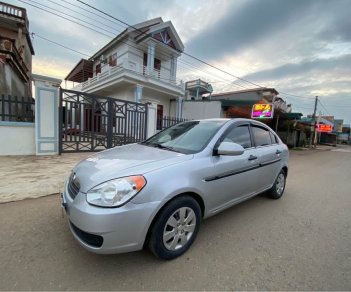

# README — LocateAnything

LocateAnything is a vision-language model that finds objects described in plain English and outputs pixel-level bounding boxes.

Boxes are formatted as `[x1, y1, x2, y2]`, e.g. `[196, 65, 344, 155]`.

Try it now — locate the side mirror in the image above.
[217, 142, 245, 156]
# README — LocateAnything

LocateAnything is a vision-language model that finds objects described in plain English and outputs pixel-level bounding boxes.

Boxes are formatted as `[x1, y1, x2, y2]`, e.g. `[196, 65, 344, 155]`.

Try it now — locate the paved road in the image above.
[0, 146, 350, 290]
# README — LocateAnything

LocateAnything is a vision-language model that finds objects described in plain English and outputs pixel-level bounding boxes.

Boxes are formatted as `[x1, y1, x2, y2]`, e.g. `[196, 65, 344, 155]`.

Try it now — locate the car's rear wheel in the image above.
[148, 196, 201, 260]
[267, 169, 286, 199]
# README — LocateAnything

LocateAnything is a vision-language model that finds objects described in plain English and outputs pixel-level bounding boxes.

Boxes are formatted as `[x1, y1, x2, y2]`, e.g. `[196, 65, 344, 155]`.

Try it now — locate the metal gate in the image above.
[59, 89, 148, 153]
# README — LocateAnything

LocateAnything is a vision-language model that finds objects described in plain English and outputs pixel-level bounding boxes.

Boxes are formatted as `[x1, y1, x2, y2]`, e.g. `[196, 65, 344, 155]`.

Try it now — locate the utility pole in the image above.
[310, 96, 318, 147]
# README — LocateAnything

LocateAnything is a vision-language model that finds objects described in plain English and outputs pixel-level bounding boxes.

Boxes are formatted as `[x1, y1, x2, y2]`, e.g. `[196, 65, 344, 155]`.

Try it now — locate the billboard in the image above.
[251, 103, 273, 119]
[317, 124, 333, 132]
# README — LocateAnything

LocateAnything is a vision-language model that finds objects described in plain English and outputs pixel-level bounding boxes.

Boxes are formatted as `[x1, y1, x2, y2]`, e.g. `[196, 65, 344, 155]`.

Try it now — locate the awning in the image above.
[64, 59, 93, 83]
[279, 113, 303, 119]
[220, 100, 256, 107]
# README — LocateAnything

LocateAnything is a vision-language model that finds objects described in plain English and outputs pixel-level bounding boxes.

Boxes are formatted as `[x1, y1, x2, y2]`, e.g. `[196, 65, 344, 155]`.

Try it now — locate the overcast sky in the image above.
[11, 0, 351, 124]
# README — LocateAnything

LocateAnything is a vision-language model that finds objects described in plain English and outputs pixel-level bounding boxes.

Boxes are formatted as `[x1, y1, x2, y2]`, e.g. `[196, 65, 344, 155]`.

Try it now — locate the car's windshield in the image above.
[142, 120, 227, 154]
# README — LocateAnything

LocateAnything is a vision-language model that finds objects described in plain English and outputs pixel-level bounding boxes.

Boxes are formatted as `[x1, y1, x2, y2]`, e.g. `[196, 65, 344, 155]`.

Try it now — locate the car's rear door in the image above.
[250, 124, 283, 190]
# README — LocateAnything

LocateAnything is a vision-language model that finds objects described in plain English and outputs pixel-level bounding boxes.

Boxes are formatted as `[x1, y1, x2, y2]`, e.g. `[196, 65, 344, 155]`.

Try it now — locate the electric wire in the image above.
[18, 0, 117, 37]
[76, 0, 265, 89]
[18, 0, 343, 116]
[20, 0, 250, 90]
[32, 32, 91, 57]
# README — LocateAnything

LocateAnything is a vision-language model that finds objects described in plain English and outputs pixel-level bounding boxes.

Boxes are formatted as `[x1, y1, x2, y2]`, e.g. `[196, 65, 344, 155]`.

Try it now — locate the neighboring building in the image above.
[185, 79, 213, 100]
[333, 119, 343, 133]
[65, 17, 185, 129]
[182, 87, 293, 123]
[340, 124, 350, 144]
[0, 2, 34, 97]
[211, 87, 290, 118]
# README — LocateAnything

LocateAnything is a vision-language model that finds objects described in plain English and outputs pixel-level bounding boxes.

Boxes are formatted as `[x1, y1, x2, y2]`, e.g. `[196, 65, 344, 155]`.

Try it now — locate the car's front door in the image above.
[204, 124, 261, 213]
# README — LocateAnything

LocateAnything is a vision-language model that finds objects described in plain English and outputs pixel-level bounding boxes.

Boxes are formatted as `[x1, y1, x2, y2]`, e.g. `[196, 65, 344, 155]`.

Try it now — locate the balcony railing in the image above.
[0, 2, 28, 28]
[81, 59, 184, 92]
[157, 116, 188, 131]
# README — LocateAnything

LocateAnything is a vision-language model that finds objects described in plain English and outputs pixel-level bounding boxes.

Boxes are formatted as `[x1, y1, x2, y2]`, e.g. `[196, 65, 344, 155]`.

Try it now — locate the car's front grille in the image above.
[68, 173, 80, 200]
[70, 222, 103, 248]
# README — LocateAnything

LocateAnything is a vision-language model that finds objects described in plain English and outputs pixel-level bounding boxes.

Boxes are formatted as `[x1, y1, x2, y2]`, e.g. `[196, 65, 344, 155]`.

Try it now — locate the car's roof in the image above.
[193, 118, 263, 123]
[190, 118, 273, 130]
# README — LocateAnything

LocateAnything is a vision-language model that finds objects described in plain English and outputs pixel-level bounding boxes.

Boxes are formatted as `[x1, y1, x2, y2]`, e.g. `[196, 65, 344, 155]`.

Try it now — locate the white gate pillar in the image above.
[176, 96, 183, 119]
[146, 102, 157, 138]
[33, 74, 61, 155]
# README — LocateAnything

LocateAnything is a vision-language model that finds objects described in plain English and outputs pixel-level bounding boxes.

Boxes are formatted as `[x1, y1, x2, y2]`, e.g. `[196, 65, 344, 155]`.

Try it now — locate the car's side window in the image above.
[269, 131, 278, 144]
[223, 125, 252, 149]
[252, 126, 272, 147]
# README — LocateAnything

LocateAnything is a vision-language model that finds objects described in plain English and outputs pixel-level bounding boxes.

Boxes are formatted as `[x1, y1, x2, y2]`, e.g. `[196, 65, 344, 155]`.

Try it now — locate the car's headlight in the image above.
[86, 175, 146, 207]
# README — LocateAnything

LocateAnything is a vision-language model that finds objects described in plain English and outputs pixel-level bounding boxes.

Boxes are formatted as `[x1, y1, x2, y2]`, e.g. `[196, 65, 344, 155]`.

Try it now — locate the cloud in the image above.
[10, 0, 351, 123]
[185, 0, 314, 60]
[243, 54, 351, 81]
[32, 56, 76, 78]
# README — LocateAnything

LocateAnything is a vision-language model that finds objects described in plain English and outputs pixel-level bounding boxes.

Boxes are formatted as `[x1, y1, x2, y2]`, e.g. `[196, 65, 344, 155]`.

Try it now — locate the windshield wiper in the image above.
[148, 143, 180, 153]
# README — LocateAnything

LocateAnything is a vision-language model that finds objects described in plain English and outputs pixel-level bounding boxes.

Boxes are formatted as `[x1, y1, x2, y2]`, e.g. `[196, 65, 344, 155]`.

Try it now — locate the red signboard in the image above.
[251, 104, 273, 119]
[317, 124, 333, 132]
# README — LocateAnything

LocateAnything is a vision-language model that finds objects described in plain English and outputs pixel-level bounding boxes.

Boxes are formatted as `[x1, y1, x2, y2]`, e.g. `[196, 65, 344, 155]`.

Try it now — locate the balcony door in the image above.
[143, 53, 161, 70]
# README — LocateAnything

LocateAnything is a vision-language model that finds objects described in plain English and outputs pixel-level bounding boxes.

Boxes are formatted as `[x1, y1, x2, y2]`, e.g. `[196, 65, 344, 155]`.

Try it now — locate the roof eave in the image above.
[90, 29, 128, 61]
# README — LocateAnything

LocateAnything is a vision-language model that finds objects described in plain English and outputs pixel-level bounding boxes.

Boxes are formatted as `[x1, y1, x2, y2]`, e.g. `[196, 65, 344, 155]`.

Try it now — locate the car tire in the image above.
[267, 169, 286, 199]
[148, 196, 201, 260]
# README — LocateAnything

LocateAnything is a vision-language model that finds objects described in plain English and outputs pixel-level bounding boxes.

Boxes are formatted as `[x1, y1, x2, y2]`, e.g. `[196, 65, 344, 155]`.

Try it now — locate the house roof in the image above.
[301, 116, 334, 125]
[279, 112, 303, 119]
[134, 20, 184, 52]
[89, 17, 183, 61]
[212, 87, 279, 97]
[221, 99, 257, 107]
[64, 59, 93, 83]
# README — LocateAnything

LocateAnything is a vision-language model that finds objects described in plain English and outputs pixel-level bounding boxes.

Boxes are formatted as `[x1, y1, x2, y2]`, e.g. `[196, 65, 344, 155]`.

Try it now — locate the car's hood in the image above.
[73, 143, 192, 192]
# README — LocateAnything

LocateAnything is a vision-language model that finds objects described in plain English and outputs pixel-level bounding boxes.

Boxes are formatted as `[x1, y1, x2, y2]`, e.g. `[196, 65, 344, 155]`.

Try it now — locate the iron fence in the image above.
[0, 94, 35, 122]
[159, 116, 187, 130]
[59, 89, 148, 153]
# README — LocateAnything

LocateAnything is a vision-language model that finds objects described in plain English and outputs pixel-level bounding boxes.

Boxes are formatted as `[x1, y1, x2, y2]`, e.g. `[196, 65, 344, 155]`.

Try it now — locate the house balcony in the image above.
[81, 58, 185, 96]
[0, 37, 29, 82]
[0, 2, 29, 29]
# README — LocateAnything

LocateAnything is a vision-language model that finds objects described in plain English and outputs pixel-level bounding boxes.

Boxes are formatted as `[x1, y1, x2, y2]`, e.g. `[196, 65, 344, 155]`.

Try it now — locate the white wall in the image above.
[110, 87, 135, 102]
[183, 101, 222, 119]
[0, 122, 35, 155]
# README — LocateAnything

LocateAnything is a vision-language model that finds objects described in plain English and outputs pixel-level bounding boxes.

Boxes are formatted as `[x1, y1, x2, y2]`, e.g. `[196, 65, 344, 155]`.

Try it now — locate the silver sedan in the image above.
[61, 118, 289, 260]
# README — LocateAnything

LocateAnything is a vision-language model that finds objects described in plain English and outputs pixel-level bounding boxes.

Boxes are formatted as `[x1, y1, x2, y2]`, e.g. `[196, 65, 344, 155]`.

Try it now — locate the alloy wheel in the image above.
[276, 173, 285, 195]
[163, 207, 196, 251]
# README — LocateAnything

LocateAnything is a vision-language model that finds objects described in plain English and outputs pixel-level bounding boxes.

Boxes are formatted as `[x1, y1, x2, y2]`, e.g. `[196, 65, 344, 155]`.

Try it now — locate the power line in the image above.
[76, 0, 326, 101]
[20, 0, 319, 104]
[32, 33, 91, 57]
[45, 0, 124, 34]
[19, 0, 251, 89]
[58, 0, 127, 30]
[318, 98, 333, 116]
[76, 0, 265, 89]
[278, 91, 315, 100]
[18, 0, 113, 38]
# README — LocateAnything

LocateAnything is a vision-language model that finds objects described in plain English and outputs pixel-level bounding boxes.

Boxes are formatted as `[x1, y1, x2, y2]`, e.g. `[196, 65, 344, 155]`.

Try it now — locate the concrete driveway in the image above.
[0, 146, 332, 203]
[0, 146, 350, 290]
[0, 153, 91, 203]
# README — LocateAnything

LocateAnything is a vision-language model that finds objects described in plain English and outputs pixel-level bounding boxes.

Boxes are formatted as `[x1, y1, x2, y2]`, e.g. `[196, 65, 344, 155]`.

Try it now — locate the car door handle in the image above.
[276, 150, 282, 154]
[248, 155, 258, 161]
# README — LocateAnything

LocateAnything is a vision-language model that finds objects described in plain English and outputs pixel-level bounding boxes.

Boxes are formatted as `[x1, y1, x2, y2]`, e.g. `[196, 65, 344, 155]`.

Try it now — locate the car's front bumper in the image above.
[62, 180, 160, 254]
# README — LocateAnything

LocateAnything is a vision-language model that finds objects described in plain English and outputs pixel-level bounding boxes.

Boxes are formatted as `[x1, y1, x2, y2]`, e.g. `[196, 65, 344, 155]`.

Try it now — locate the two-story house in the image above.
[65, 17, 185, 130]
[0, 2, 34, 97]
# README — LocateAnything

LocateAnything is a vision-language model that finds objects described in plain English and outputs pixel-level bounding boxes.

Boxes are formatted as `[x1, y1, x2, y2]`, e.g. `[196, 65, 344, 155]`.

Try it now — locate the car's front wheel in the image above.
[148, 196, 201, 260]
[267, 169, 286, 199]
